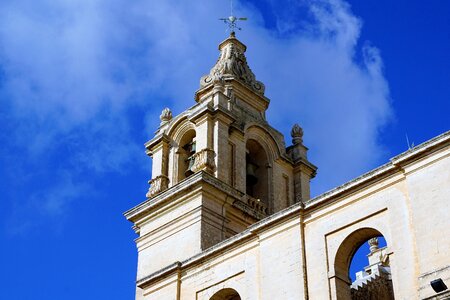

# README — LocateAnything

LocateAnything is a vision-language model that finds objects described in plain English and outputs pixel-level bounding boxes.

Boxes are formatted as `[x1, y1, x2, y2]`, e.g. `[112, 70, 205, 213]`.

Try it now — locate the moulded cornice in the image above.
[293, 158, 318, 178]
[124, 171, 245, 224]
[144, 133, 170, 156]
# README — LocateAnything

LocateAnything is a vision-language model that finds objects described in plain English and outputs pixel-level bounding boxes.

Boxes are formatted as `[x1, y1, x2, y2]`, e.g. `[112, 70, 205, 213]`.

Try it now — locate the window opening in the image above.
[348, 236, 394, 300]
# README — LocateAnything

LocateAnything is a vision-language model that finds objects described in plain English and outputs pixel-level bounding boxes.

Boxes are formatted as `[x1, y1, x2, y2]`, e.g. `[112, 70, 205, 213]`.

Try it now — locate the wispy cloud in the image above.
[5, 171, 88, 235]
[236, 0, 392, 192]
[0, 0, 392, 232]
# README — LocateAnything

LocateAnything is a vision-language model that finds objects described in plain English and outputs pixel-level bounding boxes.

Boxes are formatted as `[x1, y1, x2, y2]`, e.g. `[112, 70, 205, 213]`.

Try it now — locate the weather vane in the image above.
[219, 0, 247, 34]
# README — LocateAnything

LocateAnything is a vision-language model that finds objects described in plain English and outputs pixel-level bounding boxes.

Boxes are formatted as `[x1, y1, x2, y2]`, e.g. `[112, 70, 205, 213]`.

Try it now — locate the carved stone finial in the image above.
[291, 123, 304, 145]
[160, 108, 172, 124]
[368, 237, 379, 253]
[200, 35, 265, 95]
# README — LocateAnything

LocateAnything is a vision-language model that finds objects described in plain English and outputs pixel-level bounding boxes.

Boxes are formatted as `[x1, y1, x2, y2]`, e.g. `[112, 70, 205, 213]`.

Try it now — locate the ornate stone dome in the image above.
[200, 32, 265, 95]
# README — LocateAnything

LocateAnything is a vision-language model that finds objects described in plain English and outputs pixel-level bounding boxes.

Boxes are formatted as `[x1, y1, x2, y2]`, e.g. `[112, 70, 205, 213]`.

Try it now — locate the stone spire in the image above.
[200, 32, 265, 95]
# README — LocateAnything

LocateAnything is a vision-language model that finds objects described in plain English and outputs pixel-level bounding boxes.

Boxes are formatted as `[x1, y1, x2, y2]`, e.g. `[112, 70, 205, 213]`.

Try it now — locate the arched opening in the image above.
[210, 288, 241, 300]
[333, 228, 394, 300]
[246, 139, 269, 206]
[349, 236, 393, 299]
[177, 129, 196, 182]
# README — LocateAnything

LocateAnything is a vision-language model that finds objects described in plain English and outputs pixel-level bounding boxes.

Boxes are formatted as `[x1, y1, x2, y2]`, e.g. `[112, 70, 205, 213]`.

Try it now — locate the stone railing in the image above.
[191, 148, 216, 174]
[146, 175, 169, 198]
[246, 196, 268, 215]
[145, 149, 216, 199]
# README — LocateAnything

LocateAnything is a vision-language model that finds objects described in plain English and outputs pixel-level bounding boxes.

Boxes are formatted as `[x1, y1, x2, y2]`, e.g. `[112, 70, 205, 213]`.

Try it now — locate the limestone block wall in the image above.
[137, 217, 306, 300]
[181, 241, 260, 300]
[135, 195, 204, 279]
[271, 161, 295, 210]
[302, 138, 450, 300]
[138, 273, 179, 300]
[257, 219, 305, 299]
[402, 146, 450, 299]
[303, 174, 417, 299]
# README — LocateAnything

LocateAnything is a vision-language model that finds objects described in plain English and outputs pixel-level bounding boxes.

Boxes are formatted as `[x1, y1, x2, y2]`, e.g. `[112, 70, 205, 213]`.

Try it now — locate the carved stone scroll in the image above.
[146, 175, 169, 198]
[191, 148, 216, 174]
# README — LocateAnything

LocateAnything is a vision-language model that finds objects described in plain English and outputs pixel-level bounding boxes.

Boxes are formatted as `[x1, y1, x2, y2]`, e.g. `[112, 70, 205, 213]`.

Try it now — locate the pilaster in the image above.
[145, 134, 171, 198]
[287, 124, 317, 203]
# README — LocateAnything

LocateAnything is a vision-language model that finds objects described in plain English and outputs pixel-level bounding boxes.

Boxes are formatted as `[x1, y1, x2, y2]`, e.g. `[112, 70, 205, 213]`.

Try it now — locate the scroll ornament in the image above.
[146, 175, 169, 198]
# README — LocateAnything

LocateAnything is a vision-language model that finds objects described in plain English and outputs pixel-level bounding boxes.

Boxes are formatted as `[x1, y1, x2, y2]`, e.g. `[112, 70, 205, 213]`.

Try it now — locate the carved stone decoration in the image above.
[368, 237, 379, 253]
[146, 175, 169, 198]
[159, 108, 173, 124]
[191, 148, 216, 174]
[291, 123, 304, 145]
[200, 32, 265, 95]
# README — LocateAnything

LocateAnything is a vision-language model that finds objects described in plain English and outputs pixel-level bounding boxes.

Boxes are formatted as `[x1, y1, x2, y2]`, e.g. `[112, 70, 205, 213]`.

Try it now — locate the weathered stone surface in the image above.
[200, 32, 265, 96]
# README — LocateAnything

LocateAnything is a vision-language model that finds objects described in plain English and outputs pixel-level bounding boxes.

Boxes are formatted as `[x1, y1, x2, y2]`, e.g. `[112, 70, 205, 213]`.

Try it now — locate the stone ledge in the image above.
[136, 261, 181, 288]
[304, 129, 450, 208]
[124, 171, 246, 223]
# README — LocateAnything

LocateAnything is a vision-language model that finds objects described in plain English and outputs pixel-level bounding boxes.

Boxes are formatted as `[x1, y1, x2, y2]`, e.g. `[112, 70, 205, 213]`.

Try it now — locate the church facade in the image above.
[124, 33, 450, 300]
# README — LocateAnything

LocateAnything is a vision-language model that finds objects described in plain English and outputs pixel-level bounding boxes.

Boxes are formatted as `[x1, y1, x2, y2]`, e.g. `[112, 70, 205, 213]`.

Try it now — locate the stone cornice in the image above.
[293, 157, 318, 178]
[144, 133, 170, 156]
[188, 102, 236, 126]
[137, 261, 182, 288]
[390, 130, 450, 166]
[124, 171, 245, 223]
[305, 130, 450, 208]
[195, 78, 270, 111]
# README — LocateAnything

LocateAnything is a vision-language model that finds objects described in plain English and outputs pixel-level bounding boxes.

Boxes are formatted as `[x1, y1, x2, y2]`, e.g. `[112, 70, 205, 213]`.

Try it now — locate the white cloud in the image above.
[0, 0, 393, 230]
[241, 0, 392, 193]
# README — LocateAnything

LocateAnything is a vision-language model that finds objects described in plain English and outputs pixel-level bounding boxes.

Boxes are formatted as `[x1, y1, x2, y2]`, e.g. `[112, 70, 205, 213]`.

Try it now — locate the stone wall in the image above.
[128, 132, 450, 299]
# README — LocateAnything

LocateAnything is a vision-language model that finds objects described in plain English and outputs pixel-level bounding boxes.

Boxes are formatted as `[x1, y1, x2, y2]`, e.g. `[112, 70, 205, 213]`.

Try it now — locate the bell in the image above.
[185, 156, 195, 176]
[246, 162, 258, 185]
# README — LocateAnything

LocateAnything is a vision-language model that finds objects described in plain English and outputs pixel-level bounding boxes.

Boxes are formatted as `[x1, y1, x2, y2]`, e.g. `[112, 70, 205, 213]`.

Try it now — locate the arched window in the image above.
[245, 139, 269, 206]
[333, 228, 394, 300]
[210, 288, 241, 300]
[177, 129, 196, 182]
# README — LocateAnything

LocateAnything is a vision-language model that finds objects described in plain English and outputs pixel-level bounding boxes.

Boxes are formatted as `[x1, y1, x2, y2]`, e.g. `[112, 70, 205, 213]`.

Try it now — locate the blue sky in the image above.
[0, 0, 448, 299]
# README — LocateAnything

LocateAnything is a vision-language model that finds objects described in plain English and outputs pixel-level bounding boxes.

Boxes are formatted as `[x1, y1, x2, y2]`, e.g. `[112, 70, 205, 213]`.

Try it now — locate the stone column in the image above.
[192, 113, 216, 174]
[230, 129, 246, 193]
[213, 112, 234, 183]
[146, 135, 170, 198]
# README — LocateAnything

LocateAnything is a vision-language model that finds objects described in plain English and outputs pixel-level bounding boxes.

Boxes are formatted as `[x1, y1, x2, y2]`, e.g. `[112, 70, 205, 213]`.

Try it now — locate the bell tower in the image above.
[125, 32, 317, 296]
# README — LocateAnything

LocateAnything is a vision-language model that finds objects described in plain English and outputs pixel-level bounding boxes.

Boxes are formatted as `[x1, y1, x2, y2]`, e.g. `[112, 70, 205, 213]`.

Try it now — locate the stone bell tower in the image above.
[124, 32, 317, 297]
